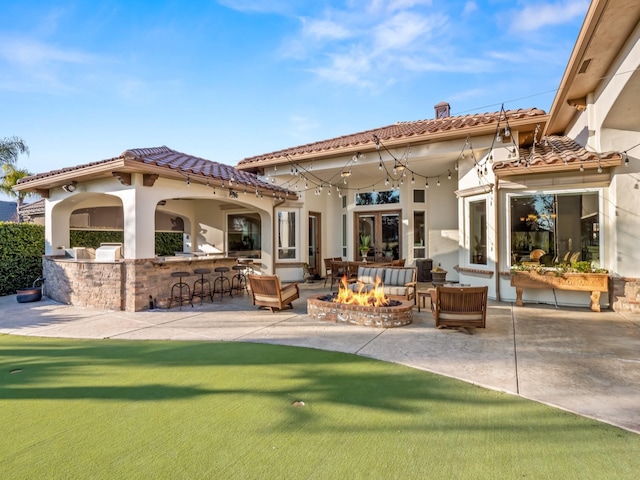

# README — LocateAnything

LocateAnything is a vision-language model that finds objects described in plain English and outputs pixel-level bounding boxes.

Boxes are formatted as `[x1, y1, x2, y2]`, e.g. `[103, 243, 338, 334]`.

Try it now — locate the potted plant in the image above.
[431, 264, 447, 285]
[359, 234, 371, 261]
[302, 263, 314, 283]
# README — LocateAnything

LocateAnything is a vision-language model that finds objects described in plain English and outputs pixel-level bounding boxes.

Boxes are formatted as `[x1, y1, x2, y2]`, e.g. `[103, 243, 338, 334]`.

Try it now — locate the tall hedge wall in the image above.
[0, 226, 183, 296]
[0, 222, 45, 295]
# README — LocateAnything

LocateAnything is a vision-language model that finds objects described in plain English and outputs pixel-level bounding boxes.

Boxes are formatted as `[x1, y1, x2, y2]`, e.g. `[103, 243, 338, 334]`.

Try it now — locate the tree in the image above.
[1, 164, 33, 222]
[0, 136, 31, 222]
[0, 136, 29, 166]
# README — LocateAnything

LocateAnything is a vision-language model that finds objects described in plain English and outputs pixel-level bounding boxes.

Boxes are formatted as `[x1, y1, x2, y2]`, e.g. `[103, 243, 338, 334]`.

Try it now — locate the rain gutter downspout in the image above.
[495, 176, 501, 302]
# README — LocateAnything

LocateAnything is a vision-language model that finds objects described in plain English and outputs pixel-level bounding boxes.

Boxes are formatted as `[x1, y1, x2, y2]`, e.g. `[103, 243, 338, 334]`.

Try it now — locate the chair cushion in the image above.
[357, 267, 386, 285]
[384, 268, 414, 286]
[383, 286, 408, 297]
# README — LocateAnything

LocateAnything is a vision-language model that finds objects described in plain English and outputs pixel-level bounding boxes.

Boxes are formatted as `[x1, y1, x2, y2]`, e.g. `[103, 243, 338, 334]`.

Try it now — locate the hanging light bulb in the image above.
[504, 126, 511, 137]
[455, 162, 458, 171]
[597, 164, 602, 173]
[221, 181, 225, 188]
[186, 175, 190, 186]
[496, 130, 502, 142]
[379, 161, 383, 170]
[447, 170, 452, 180]
[425, 179, 429, 189]
[212, 187, 216, 195]
[411, 174, 415, 184]
[484, 165, 488, 175]
[624, 152, 629, 167]
[437, 178, 441, 187]
[392, 166, 397, 175]
[579, 163, 584, 172]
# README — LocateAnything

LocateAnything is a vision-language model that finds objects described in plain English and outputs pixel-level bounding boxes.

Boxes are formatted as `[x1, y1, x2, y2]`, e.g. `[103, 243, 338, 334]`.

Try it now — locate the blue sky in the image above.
[1, 0, 590, 178]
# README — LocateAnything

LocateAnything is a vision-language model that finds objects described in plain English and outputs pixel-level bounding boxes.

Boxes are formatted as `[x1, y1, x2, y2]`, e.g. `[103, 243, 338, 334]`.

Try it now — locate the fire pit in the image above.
[307, 277, 413, 328]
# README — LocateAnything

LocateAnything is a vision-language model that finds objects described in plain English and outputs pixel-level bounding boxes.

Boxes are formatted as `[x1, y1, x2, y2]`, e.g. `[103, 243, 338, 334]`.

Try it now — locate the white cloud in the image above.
[217, 0, 299, 15]
[301, 18, 352, 41]
[0, 37, 95, 67]
[462, 1, 478, 16]
[509, 0, 589, 32]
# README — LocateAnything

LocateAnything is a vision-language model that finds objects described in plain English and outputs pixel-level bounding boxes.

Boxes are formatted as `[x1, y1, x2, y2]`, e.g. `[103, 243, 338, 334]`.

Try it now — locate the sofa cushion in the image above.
[383, 286, 409, 297]
[357, 267, 386, 285]
[384, 268, 414, 286]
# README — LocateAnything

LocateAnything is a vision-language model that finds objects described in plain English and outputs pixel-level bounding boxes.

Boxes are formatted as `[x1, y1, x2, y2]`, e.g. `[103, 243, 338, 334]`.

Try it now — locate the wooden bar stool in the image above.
[192, 268, 213, 304]
[213, 266, 233, 300]
[169, 271, 193, 310]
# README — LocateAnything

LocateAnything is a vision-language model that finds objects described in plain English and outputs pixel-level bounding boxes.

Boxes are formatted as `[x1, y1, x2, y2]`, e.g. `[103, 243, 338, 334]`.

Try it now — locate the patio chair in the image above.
[329, 261, 350, 290]
[323, 257, 342, 287]
[431, 285, 488, 329]
[247, 274, 299, 313]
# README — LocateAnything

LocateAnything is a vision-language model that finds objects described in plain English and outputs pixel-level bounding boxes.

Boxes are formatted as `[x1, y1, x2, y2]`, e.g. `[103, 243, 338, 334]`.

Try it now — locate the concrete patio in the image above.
[1, 282, 639, 434]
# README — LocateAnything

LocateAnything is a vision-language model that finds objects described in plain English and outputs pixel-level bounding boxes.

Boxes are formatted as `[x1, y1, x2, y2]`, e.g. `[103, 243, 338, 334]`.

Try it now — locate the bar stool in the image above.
[192, 268, 213, 304]
[213, 266, 233, 300]
[169, 271, 193, 310]
[231, 264, 248, 295]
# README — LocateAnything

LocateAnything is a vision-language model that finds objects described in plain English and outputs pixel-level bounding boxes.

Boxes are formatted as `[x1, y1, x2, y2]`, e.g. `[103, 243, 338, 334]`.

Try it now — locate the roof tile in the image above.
[238, 108, 546, 166]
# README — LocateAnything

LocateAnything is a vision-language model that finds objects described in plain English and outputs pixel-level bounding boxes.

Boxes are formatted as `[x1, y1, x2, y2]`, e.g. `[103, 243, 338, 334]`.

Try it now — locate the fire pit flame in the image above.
[334, 275, 390, 307]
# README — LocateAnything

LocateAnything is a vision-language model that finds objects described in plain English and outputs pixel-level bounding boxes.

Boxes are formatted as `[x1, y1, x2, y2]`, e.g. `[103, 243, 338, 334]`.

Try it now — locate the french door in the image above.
[355, 211, 401, 261]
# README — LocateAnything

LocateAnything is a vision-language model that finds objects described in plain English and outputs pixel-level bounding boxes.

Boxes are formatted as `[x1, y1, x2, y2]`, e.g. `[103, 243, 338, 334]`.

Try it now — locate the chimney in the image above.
[434, 101, 450, 119]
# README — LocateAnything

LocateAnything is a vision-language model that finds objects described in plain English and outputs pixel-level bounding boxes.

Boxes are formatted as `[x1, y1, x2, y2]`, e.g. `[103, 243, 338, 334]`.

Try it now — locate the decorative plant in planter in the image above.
[510, 261, 609, 311]
[359, 235, 371, 261]
[302, 263, 314, 283]
[431, 264, 447, 285]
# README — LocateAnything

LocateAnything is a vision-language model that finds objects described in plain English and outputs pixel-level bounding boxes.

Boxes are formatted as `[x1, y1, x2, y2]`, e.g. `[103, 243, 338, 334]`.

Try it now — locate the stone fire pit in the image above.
[307, 294, 413, 328]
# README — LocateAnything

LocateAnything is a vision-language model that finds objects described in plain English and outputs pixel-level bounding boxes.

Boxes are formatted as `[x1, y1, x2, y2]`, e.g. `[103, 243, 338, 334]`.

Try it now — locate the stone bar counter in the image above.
[43, 255, 262, 312]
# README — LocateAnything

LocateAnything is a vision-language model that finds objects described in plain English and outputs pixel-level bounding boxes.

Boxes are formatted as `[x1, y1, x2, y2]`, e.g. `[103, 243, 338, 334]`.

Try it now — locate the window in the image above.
[227, 213, 261, 253]
[470, 200, 487, 265]
[509, 192, 600, 266]
[413, 189, 425, 203]
[276, 209, 299, 261]
[355, 190, 400, 205]
[342, 214, 347, 258]
[413, 211, 426, 258]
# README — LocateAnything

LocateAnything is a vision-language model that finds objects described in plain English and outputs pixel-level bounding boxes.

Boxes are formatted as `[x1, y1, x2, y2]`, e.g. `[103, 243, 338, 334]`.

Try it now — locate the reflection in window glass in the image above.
[510, 193, 599, 266]
[413, 211, 426, 259]
[277, 210, 297, 260]
[355, 190, 400, 205]
[227, 213, 261, 254]
[470, 201, 487, 265]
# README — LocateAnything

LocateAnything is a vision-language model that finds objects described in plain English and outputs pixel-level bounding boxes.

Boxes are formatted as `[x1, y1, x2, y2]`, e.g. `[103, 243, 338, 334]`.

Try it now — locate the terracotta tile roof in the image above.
[18, 199, 45, 217]
[122, 146, 289, 192]
[493, 135, 622, 175]
[238, 108, 547, 167]
[17, 146, 292, 195]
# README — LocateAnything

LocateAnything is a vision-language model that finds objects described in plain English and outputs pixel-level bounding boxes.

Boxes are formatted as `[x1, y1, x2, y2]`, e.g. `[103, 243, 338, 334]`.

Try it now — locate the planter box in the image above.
[510, 271, 609, 312]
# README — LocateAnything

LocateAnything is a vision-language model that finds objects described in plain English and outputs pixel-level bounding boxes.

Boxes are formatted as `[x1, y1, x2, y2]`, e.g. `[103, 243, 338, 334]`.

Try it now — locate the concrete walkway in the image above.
[2, 282, 639, 434]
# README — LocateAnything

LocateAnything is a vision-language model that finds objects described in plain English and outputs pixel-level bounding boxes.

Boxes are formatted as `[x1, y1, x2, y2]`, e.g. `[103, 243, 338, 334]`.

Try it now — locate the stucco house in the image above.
[14, 0, 639, 312]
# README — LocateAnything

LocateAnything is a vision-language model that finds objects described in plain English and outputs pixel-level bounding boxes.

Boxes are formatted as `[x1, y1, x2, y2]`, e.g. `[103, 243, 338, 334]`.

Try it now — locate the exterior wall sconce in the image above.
[62, 181, 77, 193]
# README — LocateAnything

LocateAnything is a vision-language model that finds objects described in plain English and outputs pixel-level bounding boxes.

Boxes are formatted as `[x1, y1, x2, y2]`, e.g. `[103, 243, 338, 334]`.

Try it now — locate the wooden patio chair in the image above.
[247, 274, 299, 313]
[431, 285, 488, 330]
[330, 261, 349, 290]
[323, 257, 342, 287]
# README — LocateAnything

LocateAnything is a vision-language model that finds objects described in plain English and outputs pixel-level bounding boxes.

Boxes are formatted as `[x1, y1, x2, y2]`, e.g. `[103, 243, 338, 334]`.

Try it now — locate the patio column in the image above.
[120, 179, 156, 259]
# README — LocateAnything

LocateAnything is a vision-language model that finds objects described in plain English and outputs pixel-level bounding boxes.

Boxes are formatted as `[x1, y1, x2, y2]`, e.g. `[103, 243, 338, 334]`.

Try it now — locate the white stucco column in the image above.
[45, 198, 71, 255]
[118, 178, 157, 259]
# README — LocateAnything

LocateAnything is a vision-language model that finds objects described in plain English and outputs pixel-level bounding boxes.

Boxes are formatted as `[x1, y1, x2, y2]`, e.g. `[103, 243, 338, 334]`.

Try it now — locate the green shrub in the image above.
[0, 222, 45, 295]
[1, 226, 183, 296]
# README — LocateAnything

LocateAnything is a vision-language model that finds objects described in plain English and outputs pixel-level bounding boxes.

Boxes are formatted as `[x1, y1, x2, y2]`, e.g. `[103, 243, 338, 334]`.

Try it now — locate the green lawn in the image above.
[1, 335, 638, 479]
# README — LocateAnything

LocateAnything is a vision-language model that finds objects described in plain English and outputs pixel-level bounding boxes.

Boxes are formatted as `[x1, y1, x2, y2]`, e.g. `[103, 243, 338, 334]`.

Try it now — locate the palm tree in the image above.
[1, 164, 33, 222]
[0, 136, 30, 222]
[0, 136, 29, 166]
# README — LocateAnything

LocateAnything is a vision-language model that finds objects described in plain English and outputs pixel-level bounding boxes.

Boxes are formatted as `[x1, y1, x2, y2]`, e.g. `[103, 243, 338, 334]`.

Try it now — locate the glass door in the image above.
[356, 211, 401, 261]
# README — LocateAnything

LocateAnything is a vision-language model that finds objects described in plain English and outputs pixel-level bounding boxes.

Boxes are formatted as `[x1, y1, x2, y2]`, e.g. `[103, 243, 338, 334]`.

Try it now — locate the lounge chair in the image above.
[431, 285, 488, 329]
[247, 274, 299, 312]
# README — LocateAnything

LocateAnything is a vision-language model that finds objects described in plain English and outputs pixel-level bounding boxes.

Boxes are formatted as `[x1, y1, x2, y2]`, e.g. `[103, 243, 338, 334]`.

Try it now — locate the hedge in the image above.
[0, 225, 183, 296]
[0, 222, 45, 295]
